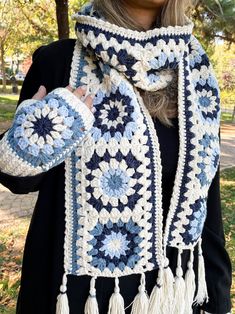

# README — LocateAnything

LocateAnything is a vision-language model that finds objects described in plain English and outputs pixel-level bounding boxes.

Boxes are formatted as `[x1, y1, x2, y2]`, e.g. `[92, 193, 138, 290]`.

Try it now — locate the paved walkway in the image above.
[0, 121, 234, 227]
[220, 123, 235, 170]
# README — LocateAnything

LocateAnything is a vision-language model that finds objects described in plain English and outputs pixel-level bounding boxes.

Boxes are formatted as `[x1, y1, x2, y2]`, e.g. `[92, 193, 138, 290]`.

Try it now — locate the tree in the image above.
[0, 0, 25, 91]
[55, 0, 69, 39]
[193, 0, 235, 50]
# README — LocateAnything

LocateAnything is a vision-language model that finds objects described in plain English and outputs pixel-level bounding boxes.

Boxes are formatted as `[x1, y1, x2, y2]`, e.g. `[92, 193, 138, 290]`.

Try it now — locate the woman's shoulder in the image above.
[32, 38, 76, 65]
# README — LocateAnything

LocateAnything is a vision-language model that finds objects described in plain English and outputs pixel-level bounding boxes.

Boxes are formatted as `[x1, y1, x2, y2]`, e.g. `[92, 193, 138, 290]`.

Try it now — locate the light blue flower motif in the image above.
[100, 168, 130, 198]
[47, 98, 59, 108]
[18, 137, 30, 150]
[88, 218, 143, 272]
[13, 97, 76, 157]
[197, 133, 220, 187]
[210, 146, 220, 174]
[196, 88, 219, 123]
[149, 53, 168, 69]
[28, 144, 40, 157]
[14, 126, 24, 138]
[199, 133, 211, 148]
[100, 231, 129, 259]
[58, 106, 68, 117]
[189, 37, 205, 67]
[92, 158, 136, 206]
[207, 75, 218, 89]
[188, 203, 207, 241]
[16, 114, 27, 124]
[148, 74, 160, 84]
[91, 85, 138, 142]
[61, 129, 73, 139]
[42, 144, 54, 155]
[197, 89, 216, 108]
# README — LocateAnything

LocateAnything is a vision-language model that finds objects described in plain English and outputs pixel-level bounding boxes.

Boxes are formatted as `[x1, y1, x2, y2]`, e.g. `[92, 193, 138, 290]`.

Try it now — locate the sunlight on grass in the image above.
[221, 112, 234, 123]
[0, 218, 30, 313]
[0, 95, 18, 123]
[220, 167, 235, 312]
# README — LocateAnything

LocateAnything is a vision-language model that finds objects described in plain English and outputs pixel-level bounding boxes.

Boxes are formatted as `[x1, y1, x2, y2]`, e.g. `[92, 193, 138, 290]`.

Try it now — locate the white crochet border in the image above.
[72, 13, 194, 39]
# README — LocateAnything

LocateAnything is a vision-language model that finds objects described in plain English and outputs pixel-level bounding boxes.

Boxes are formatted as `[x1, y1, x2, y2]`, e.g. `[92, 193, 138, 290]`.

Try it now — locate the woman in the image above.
[0, 0, 232, 313]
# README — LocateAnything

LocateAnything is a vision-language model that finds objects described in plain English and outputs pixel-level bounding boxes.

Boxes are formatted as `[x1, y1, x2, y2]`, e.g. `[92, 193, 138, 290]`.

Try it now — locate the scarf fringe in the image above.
[149, 257, 175, 313]
[162, 258, 175, 312]
[56, 244, 206, 314]
[193, 238, 209, 306]
[173, 248, 186, 314]
[148, 267, 164, 314]
[85, 277, 99, 314]
[131, 273, 149, 314]
[108, 277, 125, 314]
[184, 248, 196, 314]
[56, 273, 70, 314]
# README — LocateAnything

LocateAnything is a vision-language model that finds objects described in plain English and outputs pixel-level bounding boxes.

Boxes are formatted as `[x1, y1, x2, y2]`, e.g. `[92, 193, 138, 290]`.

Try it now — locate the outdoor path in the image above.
[220, 123, 235, 170]
[0, 121, 234, 227]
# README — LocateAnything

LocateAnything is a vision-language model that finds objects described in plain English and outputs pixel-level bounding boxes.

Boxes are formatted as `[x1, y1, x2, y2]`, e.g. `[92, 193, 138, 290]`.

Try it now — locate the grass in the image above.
[221, 111, 235, 123]
[0, 218, 30, 314]
[0, 168, 234, 313]
[220, 167, 235, 312]
[0, 95, 18, 123]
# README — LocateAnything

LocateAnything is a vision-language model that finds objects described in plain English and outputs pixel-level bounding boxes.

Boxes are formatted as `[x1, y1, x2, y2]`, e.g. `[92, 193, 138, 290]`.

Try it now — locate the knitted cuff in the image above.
[0, 87, 95, 177]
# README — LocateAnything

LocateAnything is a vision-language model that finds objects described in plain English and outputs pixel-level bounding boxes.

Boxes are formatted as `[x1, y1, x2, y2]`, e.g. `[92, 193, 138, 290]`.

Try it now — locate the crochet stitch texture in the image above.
[0, 2, 221, 313]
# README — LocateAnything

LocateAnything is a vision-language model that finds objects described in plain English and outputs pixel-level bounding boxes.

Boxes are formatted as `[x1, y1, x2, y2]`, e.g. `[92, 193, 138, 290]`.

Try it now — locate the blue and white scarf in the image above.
[0, 2, 221, 313]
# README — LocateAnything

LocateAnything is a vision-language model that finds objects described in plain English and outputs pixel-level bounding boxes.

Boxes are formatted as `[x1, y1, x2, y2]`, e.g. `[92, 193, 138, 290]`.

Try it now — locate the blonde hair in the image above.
[93, 0, 193, 127]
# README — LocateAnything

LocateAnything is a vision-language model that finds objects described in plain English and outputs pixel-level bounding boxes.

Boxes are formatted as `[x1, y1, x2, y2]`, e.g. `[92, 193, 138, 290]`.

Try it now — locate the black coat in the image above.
[0, 39, 232, 314]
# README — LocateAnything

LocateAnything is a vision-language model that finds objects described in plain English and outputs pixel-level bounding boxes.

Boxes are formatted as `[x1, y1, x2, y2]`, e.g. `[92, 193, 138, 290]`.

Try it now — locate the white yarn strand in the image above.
[193, 238, 209, 306]
[84, 277, 99, 314]
[131, 273, 149, 314]
[148, 267, 164, 314]
[161, 257, 175, 313]
[184, 248, 196, 314]
[56, 273, 70, 314]
[108, 277, 125, 314]
[173, 248, 186, 314]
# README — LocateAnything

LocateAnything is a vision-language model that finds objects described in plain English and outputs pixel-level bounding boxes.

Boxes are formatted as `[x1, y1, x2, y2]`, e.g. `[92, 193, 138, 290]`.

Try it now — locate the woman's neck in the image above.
[122, 2, 162, 30]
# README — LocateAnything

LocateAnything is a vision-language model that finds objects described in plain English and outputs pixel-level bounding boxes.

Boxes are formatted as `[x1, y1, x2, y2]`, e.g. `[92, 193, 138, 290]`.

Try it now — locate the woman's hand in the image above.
[32, 85, 95, 113]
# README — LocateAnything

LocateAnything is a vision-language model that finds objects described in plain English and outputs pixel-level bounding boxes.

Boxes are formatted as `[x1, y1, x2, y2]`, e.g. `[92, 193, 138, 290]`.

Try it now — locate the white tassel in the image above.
[173, 248, 185, 314]
[84, 277, 99, 314]
[131, 273, 149, 314]
[108, 277, 125, 314]
[193, 238, 209, 306]
[184, 249, 196, 314]
[56, 273, 70, 314]
[148, 267, 164, 314]
[161, 257, 175, 313]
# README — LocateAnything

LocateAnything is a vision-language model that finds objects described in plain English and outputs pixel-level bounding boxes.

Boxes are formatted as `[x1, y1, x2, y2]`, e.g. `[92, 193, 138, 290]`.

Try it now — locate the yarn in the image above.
[0, 2, 221, 313]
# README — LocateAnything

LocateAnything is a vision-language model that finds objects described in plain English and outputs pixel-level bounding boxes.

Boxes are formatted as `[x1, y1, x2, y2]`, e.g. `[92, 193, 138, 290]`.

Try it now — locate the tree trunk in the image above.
[0, 41, 6, 93]
[55, 0, 69, 39]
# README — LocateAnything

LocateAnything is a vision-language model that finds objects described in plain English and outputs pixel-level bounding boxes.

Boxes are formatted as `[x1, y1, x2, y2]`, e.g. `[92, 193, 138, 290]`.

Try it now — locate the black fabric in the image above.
[0, 39, 232, 314]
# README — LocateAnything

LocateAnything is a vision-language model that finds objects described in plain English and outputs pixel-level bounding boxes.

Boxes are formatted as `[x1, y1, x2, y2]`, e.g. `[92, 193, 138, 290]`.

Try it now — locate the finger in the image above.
[73, 86, 86, 99]
[32, 85, 47, 100]
[84, 94, 94, 110]
[66, 85, 73, 92]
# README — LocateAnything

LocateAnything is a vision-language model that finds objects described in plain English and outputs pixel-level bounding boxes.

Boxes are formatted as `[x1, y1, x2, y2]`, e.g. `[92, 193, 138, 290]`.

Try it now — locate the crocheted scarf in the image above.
[57, 3, 221, 314]
[0, 2, 221, 313]
[55, 3, 221, 313]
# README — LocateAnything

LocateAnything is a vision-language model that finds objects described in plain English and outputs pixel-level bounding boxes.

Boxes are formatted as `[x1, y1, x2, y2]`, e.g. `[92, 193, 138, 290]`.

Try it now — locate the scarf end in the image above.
[56, 273, 70, 314]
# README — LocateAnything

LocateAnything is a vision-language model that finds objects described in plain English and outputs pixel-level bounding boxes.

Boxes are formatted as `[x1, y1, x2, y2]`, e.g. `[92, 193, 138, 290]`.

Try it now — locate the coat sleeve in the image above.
[0, 39, 94, 193]
[200, 128, 232, 314]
